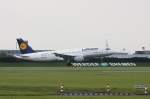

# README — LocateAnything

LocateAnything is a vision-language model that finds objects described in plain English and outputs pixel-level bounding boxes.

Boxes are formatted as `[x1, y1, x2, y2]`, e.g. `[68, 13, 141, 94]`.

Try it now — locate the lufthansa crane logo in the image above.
[20, 43, 27, 50]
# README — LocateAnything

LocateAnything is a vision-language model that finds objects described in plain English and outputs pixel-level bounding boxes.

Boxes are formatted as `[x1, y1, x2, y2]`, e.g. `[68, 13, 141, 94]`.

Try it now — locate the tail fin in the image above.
[17, 38, 35, 54]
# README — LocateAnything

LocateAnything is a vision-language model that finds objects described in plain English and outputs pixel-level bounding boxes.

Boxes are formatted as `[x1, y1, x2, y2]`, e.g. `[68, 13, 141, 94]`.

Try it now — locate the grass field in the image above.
[0, 63, 149, 99]
[0, 96, 150, 99]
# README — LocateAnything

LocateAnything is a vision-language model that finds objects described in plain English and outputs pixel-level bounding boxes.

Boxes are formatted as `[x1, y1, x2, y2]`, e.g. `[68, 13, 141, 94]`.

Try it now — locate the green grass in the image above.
[0, 62, 66, 67]
[0, 63, 150, 98]
[0, 96, 150, 99]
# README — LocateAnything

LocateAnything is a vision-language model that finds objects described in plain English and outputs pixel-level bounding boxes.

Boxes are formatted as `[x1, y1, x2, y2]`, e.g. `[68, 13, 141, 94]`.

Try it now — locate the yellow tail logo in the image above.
[20, 42, 27, 50]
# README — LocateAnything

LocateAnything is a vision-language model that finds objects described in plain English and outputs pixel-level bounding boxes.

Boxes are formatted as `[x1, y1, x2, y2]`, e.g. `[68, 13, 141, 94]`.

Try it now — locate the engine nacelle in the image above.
[74, 56, 84, 62]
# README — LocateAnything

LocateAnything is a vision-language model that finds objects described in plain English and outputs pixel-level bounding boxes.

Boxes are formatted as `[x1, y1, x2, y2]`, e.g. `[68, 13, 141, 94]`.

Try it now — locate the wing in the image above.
[54, 53, 75, 61]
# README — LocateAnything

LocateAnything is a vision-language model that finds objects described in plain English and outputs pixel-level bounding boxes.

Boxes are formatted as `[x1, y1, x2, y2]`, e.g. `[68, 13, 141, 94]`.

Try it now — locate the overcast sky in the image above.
[0, 0, 150, 52]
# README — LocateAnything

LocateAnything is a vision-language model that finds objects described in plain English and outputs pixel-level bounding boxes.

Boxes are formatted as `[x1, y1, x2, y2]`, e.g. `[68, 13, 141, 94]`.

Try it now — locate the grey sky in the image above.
[0, 0, 150, 52]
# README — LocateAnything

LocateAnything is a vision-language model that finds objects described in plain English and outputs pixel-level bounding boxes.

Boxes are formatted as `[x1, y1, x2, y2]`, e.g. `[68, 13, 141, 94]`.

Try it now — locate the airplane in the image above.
[14, 38, 122, 64]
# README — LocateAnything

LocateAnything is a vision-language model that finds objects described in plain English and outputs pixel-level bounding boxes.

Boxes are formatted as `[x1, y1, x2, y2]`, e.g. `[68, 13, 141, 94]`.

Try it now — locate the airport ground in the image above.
[0, 62, 149, 99]
[0, 96, 150, 99]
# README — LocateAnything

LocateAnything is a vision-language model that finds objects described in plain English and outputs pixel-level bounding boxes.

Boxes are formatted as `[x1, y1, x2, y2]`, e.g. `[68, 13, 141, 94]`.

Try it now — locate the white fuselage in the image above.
[14, 48, 118, 62]
[14, 51, 63, 61]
